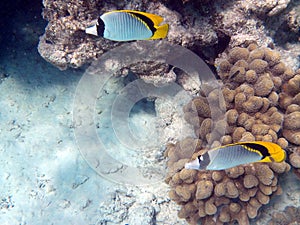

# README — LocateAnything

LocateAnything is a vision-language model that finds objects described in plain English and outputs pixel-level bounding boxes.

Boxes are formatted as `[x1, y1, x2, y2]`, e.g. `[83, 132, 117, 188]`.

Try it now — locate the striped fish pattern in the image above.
[185, 141, 286, 171]
[85, 10, 169, 41]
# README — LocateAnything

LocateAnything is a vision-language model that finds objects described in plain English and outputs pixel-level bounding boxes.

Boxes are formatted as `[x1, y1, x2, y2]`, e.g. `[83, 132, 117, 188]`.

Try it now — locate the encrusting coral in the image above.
[165, 43, 299, 225]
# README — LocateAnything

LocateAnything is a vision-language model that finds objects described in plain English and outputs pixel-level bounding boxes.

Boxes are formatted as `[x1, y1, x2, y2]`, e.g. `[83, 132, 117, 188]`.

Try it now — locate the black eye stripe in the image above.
[96, 18, 105, 37]
[198, 153, 210, 169]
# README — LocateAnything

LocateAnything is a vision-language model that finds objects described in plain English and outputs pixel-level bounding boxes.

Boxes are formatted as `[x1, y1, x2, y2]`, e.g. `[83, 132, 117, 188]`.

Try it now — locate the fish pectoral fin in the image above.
[150, 24, 169, 39]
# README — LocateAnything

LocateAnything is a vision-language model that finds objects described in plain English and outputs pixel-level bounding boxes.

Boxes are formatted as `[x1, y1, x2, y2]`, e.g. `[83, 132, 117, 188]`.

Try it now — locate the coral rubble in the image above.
[165, 44, 300, 224]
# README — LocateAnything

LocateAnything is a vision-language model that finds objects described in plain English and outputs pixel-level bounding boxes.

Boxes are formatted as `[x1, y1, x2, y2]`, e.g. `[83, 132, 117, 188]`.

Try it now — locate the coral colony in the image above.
[165, 44, 300, 225]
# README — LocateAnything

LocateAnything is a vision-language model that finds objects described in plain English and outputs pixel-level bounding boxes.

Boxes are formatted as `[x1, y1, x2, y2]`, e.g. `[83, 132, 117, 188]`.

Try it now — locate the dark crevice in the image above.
[270, 20, 299, 46]
[192, 31, 231, 77]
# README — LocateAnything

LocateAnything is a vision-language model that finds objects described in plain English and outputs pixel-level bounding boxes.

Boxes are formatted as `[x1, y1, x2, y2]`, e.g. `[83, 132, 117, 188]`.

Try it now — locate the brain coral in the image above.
[165, 43, 299, 225]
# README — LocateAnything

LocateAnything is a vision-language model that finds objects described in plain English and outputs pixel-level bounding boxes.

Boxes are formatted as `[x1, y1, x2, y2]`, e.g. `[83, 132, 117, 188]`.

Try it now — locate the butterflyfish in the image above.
[185, 141, 286, 171]
[85, 10, 169, 41]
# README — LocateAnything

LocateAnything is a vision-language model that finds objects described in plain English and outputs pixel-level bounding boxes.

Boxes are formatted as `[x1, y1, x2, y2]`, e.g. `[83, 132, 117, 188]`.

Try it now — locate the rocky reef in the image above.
[165, 44, 300, 224]
[36, 0, 300, 224]
[38, 0, 299, 70]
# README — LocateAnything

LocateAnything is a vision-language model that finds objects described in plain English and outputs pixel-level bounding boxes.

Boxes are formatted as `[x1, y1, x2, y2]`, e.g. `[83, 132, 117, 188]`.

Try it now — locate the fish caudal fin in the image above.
[150, 24, 169, 39]
[256, 141, 286, 163]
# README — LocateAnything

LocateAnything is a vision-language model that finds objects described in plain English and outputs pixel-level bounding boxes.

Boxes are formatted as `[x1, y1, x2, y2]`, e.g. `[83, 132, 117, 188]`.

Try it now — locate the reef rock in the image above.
[38, 0, 297, 70]
[38, 0, 217, 70]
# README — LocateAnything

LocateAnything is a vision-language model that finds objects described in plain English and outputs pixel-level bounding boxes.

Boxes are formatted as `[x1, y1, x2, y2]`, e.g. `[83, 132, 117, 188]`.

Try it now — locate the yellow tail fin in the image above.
[150, 24, 169, 39]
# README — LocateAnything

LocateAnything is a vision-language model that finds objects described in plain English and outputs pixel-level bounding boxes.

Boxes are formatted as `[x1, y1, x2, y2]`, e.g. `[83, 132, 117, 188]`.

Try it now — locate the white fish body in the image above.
[101, 11, 153, 41]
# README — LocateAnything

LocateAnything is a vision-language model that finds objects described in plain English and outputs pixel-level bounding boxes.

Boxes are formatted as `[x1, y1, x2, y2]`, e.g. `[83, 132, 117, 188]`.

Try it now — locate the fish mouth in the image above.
[185, 158, 199, 170]
[85, 25, 98, 36]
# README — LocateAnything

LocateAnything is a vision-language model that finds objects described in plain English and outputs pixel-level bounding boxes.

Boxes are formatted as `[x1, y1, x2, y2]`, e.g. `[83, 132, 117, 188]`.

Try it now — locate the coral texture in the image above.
[268, 205, 300, 225]
[281, 69, 300, 178]
[281, 72, 300, 133]
[38, 0, 297, 70]
[165, 44, 299, 225]
[286, 3, 300, 34]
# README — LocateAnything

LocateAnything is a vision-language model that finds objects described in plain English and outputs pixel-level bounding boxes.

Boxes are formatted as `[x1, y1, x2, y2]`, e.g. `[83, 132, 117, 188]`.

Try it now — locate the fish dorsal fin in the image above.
[241, 144, 264, 157]
[120, 10, 164, 25]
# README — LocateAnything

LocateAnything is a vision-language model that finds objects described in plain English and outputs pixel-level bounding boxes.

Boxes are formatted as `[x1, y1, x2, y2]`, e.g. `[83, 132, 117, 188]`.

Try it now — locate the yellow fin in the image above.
[270, 149, 286, 162]
[257, 141, 286, 162]
[119, 10, 164, 25]
[258, 157, 273, 163]
[238, 141, 286, 163]
[150, 24, 169, 39]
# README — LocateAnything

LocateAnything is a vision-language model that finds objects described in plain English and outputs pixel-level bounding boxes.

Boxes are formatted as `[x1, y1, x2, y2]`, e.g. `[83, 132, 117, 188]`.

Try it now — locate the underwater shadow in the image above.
[0, 0, 84, 88]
